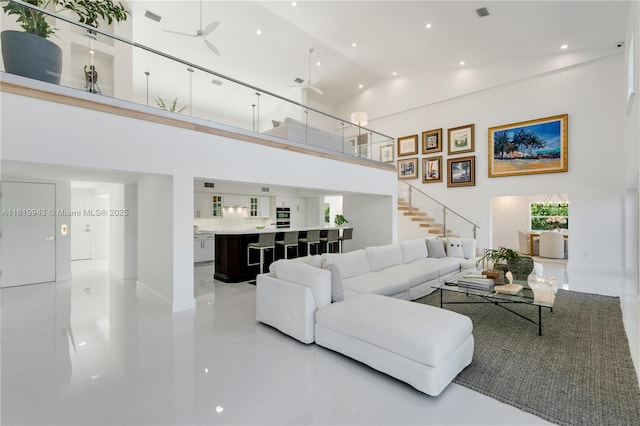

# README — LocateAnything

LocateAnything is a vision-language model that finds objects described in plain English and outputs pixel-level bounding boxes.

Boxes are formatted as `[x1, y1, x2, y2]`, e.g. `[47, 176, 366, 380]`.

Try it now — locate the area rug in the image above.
[415, 289, 640, 426]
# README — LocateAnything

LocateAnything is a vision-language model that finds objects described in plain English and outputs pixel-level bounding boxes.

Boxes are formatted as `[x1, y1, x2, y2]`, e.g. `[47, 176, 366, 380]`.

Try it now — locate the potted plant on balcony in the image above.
[477, 246, 534, 281]
[1, 0, 129, 84]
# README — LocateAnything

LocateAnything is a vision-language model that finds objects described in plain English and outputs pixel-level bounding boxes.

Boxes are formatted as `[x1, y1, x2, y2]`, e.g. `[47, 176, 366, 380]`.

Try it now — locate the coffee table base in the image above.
[439, 289, 552, 336]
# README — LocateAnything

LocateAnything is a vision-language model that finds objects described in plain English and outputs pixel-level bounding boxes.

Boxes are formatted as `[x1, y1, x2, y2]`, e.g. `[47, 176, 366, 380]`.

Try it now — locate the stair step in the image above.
[404, 211, 427, 216]
[428, 229, 450, 234]
[419, 223, 442, 228]
[411, 217, 434, 222]
[398, 206, 410, 211]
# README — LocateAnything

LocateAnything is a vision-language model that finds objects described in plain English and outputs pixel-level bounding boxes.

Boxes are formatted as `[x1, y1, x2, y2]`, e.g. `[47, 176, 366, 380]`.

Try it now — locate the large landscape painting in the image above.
[488, 114, 568, 177]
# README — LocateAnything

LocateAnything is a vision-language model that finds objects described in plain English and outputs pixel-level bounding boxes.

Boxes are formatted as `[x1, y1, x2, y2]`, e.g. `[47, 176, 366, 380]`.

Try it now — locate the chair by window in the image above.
[275, 231, 299, 259]
[247, 232, 276, 273]
[298, 229, 320, 256]
[538, 231, 564, 259]
[338, 227, 353, 253]
[319, 229, 339, 253]
[517, 229, 538, 256]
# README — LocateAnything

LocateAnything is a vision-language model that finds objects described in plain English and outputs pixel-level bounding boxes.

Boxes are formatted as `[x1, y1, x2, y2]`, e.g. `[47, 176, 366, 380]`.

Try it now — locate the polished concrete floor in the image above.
[1, 258, 637, 425]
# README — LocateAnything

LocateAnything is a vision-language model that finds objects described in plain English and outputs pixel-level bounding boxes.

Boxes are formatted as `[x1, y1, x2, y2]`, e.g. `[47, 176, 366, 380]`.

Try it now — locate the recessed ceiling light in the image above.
[425, 23, 432, 29]
[316, 61, 321, 66]
[291, 1, 297, 6]
[358, 84, 364, 89]
[215, 406, 224, 413]
[459, 61, 466, 66]
[561, 44, 568, 49]
[392, 71, 397, 76]
[352, 42, 357, 47]
[256, 29, 262, 35]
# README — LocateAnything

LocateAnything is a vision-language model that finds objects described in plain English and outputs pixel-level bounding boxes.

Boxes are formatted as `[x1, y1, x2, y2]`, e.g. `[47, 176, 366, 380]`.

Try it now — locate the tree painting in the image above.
[489, 115, 567, 177]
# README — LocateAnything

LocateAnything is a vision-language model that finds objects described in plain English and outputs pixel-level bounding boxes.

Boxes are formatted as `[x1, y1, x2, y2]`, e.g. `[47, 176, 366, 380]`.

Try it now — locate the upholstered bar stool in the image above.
[338, 227, 353, 253]
[275, 230, 299, 259]
[247, 232, 276, 273]
[299, 229, 320, 256]
[320, 229, 339, 253]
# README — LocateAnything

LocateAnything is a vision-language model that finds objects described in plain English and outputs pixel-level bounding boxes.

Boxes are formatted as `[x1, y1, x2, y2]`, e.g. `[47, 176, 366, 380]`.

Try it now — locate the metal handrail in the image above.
[400, 180, 480, 238]
[5, 0, 394, 142]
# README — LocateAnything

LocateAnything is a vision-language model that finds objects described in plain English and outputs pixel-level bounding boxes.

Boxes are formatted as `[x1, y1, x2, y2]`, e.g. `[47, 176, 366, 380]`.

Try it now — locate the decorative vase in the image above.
[507, 256, 534, 281]
[1, 30, 62, 85]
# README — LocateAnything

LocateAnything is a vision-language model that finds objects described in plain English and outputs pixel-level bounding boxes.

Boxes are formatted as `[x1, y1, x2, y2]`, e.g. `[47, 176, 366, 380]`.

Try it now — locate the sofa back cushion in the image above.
[460, 238, 477, 259]
[323, 250, 370, 279]
[400, 238, 428, 263]
[426, 237, 447, 258]
[271, 260, 331, 308]
[269, 255, 322, 273]
[365, 243, 403, 272]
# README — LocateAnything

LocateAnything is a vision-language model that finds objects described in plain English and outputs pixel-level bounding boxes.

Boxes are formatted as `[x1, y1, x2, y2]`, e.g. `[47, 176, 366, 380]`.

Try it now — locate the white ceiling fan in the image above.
[287, 48, 324, 95]
[162, 0, 221, 56]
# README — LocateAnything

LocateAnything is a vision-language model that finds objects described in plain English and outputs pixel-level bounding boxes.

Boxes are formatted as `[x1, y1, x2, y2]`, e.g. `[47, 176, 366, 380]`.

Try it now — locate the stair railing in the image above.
[400, 181, 480, 238]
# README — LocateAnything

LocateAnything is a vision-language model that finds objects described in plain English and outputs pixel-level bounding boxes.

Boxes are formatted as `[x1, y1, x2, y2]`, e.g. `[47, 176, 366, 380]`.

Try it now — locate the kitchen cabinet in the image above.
[195, 193, 222, 218]
[194, 234, 215, 263]
[223, 194, 249, 208]
[249, 196, 271, 218]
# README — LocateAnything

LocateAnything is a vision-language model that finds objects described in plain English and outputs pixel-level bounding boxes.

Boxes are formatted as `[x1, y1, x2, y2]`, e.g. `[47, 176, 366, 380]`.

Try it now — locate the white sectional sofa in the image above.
[255, 237, 482, 396]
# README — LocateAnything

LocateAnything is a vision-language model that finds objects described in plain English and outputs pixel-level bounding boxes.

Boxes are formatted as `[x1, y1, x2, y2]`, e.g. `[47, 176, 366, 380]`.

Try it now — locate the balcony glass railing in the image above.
[0, 0, 394, 163]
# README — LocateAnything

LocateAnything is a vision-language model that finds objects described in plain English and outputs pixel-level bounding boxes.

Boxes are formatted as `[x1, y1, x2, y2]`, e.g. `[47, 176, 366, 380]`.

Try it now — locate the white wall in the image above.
[343, 194, 395, 251]
[339, 54, 627, 281]
[1, 78, 397, 311]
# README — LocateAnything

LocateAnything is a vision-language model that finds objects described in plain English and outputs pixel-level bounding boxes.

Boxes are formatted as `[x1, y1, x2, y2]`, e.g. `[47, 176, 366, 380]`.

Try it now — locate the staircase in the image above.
[398, 197, 451, 237]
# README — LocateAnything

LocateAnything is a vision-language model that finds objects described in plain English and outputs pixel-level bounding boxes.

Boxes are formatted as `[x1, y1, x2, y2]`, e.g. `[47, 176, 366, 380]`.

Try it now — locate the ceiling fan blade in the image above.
[162, 29, 198, 37]
[204, 39, 221, 56]
[202, 21, 219, 36]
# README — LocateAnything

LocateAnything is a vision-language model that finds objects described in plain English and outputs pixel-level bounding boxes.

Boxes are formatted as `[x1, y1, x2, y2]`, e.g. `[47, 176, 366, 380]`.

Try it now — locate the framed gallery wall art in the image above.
[422, 128, 443, 154]
[398, 158, 418, 180]
[423, 156, 442, 183]
[447, 156, 475, 187]
[380, 144, 394, 163]
[488, 114, 568, 178]
[397, 134, 418, 157]
[447, 124, 475, 155]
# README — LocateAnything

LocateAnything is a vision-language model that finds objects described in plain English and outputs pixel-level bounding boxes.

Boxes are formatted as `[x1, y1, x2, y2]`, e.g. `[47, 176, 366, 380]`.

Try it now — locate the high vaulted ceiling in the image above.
[127, 1, 630, 120]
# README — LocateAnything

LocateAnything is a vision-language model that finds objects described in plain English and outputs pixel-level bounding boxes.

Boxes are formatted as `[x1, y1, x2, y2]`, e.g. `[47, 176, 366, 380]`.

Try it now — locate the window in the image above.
[530, 202, 569, 230]
[212, 195, 223, 217]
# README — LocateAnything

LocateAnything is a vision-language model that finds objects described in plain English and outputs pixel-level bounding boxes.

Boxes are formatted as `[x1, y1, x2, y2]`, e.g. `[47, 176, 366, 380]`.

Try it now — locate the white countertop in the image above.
[201, 226, 345, 235]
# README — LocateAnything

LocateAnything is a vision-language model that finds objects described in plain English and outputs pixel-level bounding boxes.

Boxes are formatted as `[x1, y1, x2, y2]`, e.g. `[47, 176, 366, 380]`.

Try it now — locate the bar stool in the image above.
[298, 229, 320, 256]
[338, 227, 353, 253]
[247, 232, 276, 273]
[319, 229, 339, 253]
[275, 230, 299, 259]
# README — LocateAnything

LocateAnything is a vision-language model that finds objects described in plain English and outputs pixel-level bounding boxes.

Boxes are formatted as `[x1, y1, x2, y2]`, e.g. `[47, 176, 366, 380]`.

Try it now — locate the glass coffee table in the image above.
[435, 273, 558, 336]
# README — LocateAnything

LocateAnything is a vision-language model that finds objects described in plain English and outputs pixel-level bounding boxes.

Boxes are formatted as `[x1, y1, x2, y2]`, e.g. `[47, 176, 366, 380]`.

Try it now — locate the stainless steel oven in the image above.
[276, 207, 291, 228]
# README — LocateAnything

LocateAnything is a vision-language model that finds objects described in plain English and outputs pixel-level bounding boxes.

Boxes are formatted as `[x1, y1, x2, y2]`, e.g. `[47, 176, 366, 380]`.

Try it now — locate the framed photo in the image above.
[397, 134, 418, 157]
[422, 156, 442, 183]
[447, 124, 475, 155]
[422, 128, 442, 154]
[380, 144, 394, 163]
[447, 156, 475, 187]
[488, 114, 568, 178]
[398, 158, 418, 180]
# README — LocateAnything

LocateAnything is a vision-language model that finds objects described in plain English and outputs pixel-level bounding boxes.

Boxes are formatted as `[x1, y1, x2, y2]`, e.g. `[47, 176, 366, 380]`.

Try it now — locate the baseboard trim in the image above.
[136, 280, 196, 312]
[109, 265, 125, 282]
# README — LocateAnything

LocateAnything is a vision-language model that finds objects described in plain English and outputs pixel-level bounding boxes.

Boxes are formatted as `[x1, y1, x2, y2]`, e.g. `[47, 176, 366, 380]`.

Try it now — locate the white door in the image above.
[0, 182, 56, 287]
[71, 191, 92, 260]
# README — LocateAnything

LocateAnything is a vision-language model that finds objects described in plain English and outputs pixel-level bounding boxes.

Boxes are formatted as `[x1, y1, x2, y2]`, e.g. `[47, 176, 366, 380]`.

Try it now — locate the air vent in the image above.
[475, 7, 490, 17]
[261, 187, 270, 192]
[144, 10, 162, 23]
[211, 79, 223, 86]
[204, 182, 215, 188]
[294, 77, 304, 84]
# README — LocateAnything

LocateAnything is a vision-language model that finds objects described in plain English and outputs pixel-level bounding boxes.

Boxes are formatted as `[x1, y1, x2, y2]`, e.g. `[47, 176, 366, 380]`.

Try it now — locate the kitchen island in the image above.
[212, 227, 344, 283]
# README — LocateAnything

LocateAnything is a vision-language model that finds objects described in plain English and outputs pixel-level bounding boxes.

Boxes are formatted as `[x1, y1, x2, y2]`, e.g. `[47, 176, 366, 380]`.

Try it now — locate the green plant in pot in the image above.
[334, 214, 349, 227]
[1, 0, 129, 84]
[477, 246, 534, 282]
[156, 96, 188, 114]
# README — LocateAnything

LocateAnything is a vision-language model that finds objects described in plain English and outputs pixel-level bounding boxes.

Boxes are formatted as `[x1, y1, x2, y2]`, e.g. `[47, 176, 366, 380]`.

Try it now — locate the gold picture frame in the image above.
[397, 134, 418, 157]
[447, 156, 475, 187]
[447, 124, 475, 155]
[488, 114, 568, 178]
[398, 158, 418, 180]
[422, 156, 442, 183]
[422, 128, 443, 154]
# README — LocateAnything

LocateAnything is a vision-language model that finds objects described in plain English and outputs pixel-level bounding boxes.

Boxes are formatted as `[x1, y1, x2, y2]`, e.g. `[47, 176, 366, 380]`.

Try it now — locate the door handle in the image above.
[43, 236, 55, 241]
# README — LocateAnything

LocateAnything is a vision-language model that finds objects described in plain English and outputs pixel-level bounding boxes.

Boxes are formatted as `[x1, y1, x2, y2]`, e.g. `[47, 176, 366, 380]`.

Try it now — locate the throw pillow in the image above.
[460, 238, 477, 259]
[445, 238, 465, 258]
[272, 120, 281, 127]
[321, 260, 344, 302]
[426, 238, 446, 258]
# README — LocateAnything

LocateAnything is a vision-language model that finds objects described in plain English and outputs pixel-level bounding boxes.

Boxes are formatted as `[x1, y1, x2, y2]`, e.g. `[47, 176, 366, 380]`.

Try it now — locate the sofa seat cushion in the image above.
[378, 263, 438, 287]
[342, 272, 410, 296]
[406, 257, 463, 276]
[316, 293, 473, 367]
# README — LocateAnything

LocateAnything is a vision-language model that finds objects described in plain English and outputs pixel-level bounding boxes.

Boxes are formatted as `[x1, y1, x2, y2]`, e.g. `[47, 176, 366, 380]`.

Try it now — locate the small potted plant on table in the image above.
[477, 246, 534, 282]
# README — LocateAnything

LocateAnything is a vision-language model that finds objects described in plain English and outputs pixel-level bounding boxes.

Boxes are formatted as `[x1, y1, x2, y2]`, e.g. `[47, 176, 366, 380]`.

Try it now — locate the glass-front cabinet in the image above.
[212, 195, 223, 217]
